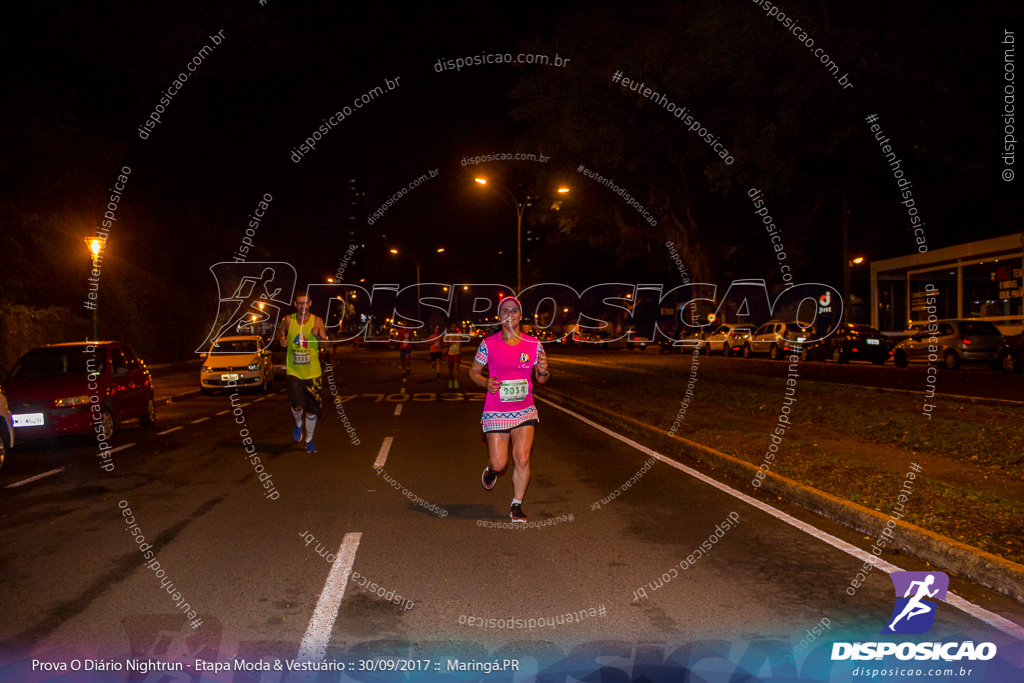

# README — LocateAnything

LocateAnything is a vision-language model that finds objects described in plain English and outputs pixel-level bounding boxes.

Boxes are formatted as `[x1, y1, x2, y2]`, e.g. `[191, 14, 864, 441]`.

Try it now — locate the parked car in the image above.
[702, 325, 752, 356]
[4, 341, 155, 441]
[201, 335, 274, 394]
[800, 323, 891, 364]
[743, 321, 815, 359]
[997, 331, 1024, 373]
[892, 320, 1003, 370]
[625, 328, 652, 351]
[0, 386, 13, 471]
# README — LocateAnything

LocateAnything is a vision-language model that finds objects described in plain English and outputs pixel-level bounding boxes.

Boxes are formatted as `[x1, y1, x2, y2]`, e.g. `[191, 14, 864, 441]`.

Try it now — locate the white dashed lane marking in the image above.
[6, 468, 65, 489]
[373, 437, 393, 469]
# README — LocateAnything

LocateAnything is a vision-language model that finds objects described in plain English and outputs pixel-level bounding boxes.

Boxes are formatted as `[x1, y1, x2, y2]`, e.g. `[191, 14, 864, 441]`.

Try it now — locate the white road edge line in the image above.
[157, 426, 183, 436]
[394, 404, 402, 416]
[109, 443, 136, 454]
[216, 410, 230, 416]
[537, 396, 1024, 641]
[373, 437, 393, 469]
[296, 532, 362, 664]
[191, 417, 210, 424]
[6, 468, 65, 488]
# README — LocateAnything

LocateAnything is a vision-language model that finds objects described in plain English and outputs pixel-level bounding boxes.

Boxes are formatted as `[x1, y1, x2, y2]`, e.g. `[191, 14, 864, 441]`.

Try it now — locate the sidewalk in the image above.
[149, 360, 204, 404]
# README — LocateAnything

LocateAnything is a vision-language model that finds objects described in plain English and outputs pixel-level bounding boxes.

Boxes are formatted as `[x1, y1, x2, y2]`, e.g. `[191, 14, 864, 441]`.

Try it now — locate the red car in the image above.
[4, 341, 155, 441]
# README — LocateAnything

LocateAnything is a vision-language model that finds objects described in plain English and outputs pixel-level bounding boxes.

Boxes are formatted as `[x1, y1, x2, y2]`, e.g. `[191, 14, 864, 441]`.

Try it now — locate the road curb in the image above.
[157, 389, 203, 405]
[538, 386, 1024, 604]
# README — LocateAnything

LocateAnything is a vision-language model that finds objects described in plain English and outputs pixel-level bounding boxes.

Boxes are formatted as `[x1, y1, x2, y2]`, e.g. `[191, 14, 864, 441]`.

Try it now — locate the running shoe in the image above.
[454, 380, 460, 389]
[305, 439, 317, 453]
[292, 425, 302, 442]
[509, 503, 527, 523]
[481, 466, 498, 490]
[448, 380, 453, 389]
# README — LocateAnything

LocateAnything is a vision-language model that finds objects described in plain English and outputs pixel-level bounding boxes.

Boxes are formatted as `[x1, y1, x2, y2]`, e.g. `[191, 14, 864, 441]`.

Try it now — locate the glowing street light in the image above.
[83, 237, 104, 340]
[475, 178, 570, 292]
[390, 246, 445, 322]
[845, 256, 867, 322]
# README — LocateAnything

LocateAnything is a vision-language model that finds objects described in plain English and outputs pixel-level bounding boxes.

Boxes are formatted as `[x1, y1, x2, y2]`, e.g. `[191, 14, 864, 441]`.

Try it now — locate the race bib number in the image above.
[499, 379, 528, 403]
[293, 351, 310, 365]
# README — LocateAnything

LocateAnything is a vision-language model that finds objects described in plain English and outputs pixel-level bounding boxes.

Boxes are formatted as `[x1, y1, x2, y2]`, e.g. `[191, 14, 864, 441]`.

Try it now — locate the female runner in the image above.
[469, 296, 549, 522]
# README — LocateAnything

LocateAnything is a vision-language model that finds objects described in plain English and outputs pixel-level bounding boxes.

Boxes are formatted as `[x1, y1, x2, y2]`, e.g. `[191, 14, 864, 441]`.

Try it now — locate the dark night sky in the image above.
[2, 1, 1022, 357]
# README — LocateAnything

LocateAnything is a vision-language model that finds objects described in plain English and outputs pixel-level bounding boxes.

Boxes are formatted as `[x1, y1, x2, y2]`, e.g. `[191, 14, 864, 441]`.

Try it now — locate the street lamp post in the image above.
[845, 256, 864, 323]
[390, 247, 445, 323]
[475, 178, 569, 292]
[84, 237, 103, 340]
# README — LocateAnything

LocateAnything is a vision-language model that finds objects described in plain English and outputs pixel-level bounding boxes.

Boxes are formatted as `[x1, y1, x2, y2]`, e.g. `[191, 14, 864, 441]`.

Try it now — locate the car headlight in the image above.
[248, 361, 262, 371]
[54, 395, 92, 409]
[202, 366, 214, 373]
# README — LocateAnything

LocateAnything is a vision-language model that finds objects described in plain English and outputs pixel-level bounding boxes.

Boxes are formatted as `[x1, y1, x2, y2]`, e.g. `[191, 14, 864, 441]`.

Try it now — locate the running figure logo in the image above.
[196, 262, 296, 354]
[882, 571, 948, 635]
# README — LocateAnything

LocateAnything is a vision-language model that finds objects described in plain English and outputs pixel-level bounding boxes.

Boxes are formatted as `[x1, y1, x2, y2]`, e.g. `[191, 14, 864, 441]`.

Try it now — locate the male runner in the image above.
[276, 290, 328, 453]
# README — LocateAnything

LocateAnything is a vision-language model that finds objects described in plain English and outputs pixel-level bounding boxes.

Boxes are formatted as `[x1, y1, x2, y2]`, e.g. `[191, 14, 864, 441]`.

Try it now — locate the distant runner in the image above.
[398, 326, 413, 378]
[429, 326, 443, 379]
[445, 324, 463, 389]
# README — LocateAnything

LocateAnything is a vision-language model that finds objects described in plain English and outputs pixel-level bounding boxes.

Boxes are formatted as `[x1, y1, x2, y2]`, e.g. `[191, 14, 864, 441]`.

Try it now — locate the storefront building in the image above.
[870, 233, 1023, 335]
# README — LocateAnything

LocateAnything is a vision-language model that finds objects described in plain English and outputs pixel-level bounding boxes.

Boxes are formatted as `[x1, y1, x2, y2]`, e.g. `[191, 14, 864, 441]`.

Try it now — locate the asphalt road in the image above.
[1, 350, 1022, 681]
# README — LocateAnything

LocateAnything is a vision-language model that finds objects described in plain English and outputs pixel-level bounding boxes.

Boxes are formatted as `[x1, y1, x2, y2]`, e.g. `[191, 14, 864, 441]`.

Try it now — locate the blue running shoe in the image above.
[293, 425, 302, 442]
[305, 439, 317, 453]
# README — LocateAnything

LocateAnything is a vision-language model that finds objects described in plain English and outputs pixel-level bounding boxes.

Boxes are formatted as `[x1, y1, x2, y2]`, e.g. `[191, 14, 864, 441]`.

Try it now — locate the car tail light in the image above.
[962, 338, 971, 346]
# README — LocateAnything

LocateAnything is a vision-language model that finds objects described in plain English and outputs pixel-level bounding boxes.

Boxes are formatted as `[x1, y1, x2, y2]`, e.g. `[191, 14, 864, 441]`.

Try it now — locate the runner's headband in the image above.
[499, 296, 522, 311]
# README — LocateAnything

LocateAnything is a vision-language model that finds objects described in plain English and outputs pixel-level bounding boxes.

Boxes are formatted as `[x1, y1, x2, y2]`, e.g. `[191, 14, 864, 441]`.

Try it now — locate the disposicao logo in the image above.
[883, 571, 947, 635]
[831, 570, 997, 663]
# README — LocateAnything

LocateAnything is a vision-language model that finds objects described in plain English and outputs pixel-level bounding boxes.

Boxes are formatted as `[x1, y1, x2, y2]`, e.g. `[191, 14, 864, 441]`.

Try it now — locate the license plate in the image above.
[221, 373, 241, 381]
[866, 339, 880, 345]
[13, 413, 44, 427]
